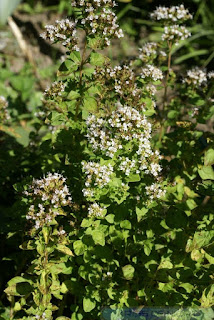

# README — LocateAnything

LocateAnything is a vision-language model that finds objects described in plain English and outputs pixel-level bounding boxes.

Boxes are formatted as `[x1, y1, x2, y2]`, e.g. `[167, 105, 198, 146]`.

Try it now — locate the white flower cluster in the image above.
[86, 105, 163, 179]
[145, 84, 157, 96]
[86, 105, 151, 157]
[145, 183, 166, 200]
[208, 71, 214, 79]
[58, 229, 66, 236]
[24, 173, 72, 229]
[139, 42, 158, 62]
[34, 312, 48, 320]
[82, 161, 113, 197]
[183, 67, 207, 87]
[119, 158, 138, 176]
[162, 25, 191, 45]
[88, 202, 106, 218]
[151, 5, 193, 22]
[71, 0, 123, 46]
[141, 65, 163, 81]
[44, 81, 65, 99]
[41, 19, 79, 50]
[0, 96, 10, 122]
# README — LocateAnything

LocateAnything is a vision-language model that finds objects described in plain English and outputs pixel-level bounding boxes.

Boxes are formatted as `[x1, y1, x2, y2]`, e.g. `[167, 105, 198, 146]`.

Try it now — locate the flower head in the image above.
[151, 5, 193, 23]
[24, 173, 72, 229]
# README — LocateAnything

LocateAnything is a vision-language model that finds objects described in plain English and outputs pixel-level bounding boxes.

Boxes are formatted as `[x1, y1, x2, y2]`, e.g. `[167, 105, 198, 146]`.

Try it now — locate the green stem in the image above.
[75, 36, 87, 119]
[163, 41, 172, 110]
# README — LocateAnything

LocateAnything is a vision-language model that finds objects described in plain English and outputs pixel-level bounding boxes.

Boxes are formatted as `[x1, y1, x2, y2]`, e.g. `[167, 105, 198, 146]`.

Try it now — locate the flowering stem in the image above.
[75, 36, 87, 119]
[163, 41, 172, 110]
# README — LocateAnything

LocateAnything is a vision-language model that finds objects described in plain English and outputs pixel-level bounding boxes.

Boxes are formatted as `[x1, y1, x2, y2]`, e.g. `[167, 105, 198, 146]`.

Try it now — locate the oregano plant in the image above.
[4, 2, 214, 320]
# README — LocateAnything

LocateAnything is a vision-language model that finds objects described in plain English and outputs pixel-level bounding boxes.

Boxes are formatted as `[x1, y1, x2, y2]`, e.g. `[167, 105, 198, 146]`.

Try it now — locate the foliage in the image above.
[0, 1, 214, 320]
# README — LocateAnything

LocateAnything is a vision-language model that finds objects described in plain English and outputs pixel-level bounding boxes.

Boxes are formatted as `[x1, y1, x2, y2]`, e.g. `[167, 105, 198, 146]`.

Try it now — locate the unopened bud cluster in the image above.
[24, 173, 72, 229]
[41, 0, 123, 50]
[0, 96, 10, 122]
[44, 81, 66, 99]
[41, 19, 79, 50]
[71, 0, 123, 47]
[94, 64, 141, 102]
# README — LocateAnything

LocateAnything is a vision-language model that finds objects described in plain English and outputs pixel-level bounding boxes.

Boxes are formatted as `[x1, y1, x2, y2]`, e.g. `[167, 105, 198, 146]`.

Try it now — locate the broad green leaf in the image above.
[83, 297, 96, 312]
[91, 230, 105, 246]
[70, 51, 81, 64]
[90, 52, 105, 66]
[204, 149, 214, 166]
[56, 244, 74, 256]
[122, 264, 135, 280]
[5, 282, 33, 297]
[7, 277, 32, 287]
[81, 219, 92, 228]
[136, 207, 148, 221]
[198, 166, 214, 180]
[126, 173, 141, 182]
[192, 231, 214, 249]
[120, 220, 131, 229]
[143, 240, 153, 256]
[204, 251, 214, 264]
[201, 285, 214, 308]
[49, 263, 72, 275]
[73, 240, 86, 255]
[105, 214, 114, 224]
[167, 110, 179, 119]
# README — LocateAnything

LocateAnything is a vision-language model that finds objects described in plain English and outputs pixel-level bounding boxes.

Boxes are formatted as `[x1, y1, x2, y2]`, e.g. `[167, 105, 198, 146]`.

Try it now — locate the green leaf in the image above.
[143, 240, 153, 256]
[67, 90, 80, 100]
[167, 110, 179, 119]
[5, 281, 33, 297]
[81, 219, 92, 228]
[73, 240, 86, 255]
[120, 220, 131, 229]
[49, 263, 72, 275]
[201, 285, 214, 308]
[204, 251, 214, 264]
[56, 244, 74, 256]
[122, 264, 135, 280]
[105, 214, 114, 224]
[7, 276, 32, 287]
[90, 52, 105, 66]
[70, 51, 81, 64]
[204, 149, 214, 166]
[83, 297, 96, 312]
[126, 174, 141, 182]
[136, 207, 148, 222]
[91, 230, 105, 246]
[198, 166, 214, 180]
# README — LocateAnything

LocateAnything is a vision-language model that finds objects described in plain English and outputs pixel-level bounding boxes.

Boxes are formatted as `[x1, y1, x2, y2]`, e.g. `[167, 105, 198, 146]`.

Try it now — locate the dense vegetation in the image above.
[0, 0, 214, 319]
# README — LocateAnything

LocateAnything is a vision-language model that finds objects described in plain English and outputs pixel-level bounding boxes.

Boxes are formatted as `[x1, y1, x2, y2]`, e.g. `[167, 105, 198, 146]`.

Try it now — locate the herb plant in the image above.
[3, 2, 214, 320]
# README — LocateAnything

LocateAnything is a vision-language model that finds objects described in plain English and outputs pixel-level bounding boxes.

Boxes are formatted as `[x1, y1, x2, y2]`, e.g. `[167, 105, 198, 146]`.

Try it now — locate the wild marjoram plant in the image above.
[4, 2, 214, 320]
